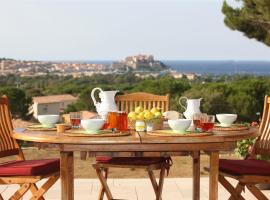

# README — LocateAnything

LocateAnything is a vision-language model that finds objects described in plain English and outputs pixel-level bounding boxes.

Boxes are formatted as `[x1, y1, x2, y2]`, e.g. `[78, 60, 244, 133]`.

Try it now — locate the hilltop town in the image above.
[0, 55, 197, 80]
[111, 54, 168, 72]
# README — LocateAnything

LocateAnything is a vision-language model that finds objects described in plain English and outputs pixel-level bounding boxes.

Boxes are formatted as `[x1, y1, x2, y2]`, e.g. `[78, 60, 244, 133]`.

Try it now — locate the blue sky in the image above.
[0, 0, 270, 61]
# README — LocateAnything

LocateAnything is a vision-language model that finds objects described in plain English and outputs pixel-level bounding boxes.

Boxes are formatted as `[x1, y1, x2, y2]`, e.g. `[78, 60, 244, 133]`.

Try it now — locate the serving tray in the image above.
[26, 124, 71, 131]
[146, 130, 213, 137]
[63, 129, 131, 137]
[213, 124, 249, 131]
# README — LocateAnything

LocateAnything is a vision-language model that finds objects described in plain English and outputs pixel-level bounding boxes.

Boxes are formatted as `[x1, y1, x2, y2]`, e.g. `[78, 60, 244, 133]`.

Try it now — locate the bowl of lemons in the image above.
[128, 106, 163, 130]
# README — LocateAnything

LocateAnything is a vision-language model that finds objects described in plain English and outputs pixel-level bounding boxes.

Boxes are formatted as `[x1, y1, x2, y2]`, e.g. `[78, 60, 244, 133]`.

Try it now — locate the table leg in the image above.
[192, 151, 200, 200]
[60, 151, 74, 200]
[209, 151, 219, 200]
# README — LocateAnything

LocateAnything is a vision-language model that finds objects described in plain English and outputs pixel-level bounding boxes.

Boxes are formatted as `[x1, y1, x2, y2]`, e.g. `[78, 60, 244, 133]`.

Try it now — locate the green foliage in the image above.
[0, 74, 269, 122]
[183, 83, 231, 114]
[0, 87, 32, 119]
[222, 0, 270, 46]
[182, 78, 268, 121]
[235, 138, 256, 157]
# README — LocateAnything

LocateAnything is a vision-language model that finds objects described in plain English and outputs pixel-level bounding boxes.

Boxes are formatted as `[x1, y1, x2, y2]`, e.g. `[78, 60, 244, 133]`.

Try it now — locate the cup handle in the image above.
[91, 87, 102, 106]
[179, 97, 187, 111]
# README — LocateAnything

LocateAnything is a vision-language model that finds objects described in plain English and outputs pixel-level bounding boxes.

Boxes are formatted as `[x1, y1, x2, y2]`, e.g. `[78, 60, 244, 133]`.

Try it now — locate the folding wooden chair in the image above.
[93, 92, 172, 200]
[218, 95, 270, 200]
[0, 95, 60, 200]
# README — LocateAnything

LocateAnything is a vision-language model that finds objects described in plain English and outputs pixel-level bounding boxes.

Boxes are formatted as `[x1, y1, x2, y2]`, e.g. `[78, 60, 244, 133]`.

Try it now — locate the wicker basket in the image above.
[128, 118, 164, 131]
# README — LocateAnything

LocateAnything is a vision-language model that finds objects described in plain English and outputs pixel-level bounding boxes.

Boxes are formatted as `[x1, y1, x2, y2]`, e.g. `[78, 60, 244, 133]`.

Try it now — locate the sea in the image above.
[86, 60, 270, 76]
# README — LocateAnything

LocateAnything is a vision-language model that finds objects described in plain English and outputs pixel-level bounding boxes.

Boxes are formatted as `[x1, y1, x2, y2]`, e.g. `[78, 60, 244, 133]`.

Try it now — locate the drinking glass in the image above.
[117, 112, 128, 132]
[200, 115, 215, 132]
[107, 112, 118, 130]
[193, 113, 207, 131]
[70, 112, 81, 129]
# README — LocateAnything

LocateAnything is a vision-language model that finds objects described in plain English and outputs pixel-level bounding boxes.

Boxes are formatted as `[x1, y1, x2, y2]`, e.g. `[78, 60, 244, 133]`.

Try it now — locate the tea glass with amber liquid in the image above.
[117, 112, 128, 132]
[107, 112, 118, 131]
[200, 115, 215, 132]
[107, 111, 128, 132]
[193, 113, 207, 131]
[70, 112, 81, 129]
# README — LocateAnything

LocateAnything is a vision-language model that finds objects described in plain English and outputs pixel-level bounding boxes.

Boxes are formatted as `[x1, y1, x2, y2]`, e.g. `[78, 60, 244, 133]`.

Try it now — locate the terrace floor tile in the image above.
[0, 178, 269, 199]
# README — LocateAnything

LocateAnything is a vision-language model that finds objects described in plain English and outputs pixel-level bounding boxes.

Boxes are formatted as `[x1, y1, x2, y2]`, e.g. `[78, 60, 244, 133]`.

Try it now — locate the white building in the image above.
[31, 94, 78, 118]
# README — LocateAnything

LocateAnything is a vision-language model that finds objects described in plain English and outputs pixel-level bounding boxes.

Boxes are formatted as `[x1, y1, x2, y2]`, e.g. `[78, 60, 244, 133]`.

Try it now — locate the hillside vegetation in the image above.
[0, 74, 269, 122]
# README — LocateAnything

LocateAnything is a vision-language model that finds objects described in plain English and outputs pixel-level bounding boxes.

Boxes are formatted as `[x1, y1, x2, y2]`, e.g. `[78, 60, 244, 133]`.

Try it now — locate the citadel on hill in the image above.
[111, 54, 168, 72]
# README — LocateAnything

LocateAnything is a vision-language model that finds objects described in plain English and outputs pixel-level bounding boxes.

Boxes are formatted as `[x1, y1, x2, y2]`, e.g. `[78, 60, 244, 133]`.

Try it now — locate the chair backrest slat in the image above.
[115, 92, 170, 113]
[255, 96, 270, 156]
[0, 96, 21, 158]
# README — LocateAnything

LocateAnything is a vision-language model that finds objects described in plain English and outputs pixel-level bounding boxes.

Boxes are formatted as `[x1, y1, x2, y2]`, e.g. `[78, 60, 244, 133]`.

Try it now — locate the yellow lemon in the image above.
[154, 111, 162, 118]
[137, 112, 145, 120]
[143, 109, 150, 114]
[144, 112, 154, 120]
[150, 107, 158, 114]
[135, 106, 144, 114]
[128, 112, 137, 120]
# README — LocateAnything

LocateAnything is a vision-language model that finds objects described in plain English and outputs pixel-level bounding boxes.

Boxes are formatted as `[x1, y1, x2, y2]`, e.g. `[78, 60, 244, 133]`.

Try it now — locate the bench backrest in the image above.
[115, 92, 170, 113]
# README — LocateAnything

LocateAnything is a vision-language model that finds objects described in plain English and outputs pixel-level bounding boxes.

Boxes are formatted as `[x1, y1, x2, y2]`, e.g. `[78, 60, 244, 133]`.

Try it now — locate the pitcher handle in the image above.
[91, 87, 103, 106]
[179, 97, 187, 111]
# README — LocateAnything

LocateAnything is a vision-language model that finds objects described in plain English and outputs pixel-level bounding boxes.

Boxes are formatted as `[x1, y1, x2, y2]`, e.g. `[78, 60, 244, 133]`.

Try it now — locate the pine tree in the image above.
[222, 0, 270, 46]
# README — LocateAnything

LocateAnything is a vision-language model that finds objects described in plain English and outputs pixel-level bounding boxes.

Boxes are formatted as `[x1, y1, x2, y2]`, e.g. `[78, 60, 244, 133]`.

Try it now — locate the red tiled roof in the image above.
[32, 94, 78, 104]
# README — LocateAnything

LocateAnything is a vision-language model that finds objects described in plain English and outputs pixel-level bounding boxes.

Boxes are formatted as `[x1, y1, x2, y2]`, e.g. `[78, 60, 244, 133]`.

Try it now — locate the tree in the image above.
[222, 0, 270, 46]
[0, 87, 32, 119]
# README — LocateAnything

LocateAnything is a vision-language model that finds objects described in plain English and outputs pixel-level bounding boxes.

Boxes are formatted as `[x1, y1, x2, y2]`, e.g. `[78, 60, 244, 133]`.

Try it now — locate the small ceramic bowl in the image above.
[37, 115, 59, 128]
[168, 119, 192, 134]
[216, 114, 237, 127]
[81, 119, 105, 133]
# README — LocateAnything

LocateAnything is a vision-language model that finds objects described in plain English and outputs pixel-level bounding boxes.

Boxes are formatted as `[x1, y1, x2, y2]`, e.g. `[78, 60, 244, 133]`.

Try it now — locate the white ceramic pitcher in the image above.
[179, 97, 202, 119]
[91, 87, 119, 119]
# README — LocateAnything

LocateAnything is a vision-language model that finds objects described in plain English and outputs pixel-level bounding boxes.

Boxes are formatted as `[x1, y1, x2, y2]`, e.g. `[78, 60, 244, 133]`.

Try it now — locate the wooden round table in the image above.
[13, 127, 258, 200]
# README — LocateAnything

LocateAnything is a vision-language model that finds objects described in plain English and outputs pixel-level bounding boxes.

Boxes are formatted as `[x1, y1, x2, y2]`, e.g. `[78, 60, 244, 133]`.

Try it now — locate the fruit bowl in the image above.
[37, 115, 59, 128]
[168, 119, 192, 134]
[128, 106, 163, 130]
[216, 114, 237, 127]
[81, 119, 105, 133]
[128, 118, 164, 130]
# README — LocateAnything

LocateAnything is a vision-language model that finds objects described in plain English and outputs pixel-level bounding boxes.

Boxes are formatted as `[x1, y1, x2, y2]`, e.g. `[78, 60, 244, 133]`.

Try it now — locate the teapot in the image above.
[91, 87, 119, 119]
[179, 97, 202, 120]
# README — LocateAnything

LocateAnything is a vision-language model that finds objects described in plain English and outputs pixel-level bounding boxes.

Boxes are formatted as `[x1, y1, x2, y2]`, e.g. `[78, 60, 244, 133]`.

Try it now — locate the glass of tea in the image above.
[70, 112, 81, 129]
[117, 111, 128, 132]
[107, 112, 118, 130]
[200, 115, 215, 132]
[193, 113, 207, 131]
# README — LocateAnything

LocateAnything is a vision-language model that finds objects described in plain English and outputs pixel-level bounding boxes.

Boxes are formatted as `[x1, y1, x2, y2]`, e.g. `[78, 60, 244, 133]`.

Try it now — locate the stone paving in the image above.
[1, 178, 270, 199]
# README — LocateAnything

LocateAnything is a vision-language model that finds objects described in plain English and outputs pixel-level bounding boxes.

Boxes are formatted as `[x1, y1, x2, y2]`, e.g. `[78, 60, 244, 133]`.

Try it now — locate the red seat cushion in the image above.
[96, 156, 113, 163]
[96, 156, 169, 166]
[219, 159, 270, 176]
[0, 159, 60, 177]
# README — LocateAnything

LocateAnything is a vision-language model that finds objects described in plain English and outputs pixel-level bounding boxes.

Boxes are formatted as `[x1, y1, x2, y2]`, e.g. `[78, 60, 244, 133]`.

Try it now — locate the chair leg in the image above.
[228, 181, 246, 200]
[98, 168, 109, 200]
[148, 170, 160, 198]
[29, 174, 59, 200]
[218, 175, 245, 200]
[30, 183, 45, 200]
[96, 168, 113, 200]
[148, 167, 166, 200]
[156, 167, 166, 200]
[9, 183, 31, 200]
[246, 184, 268, 200]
